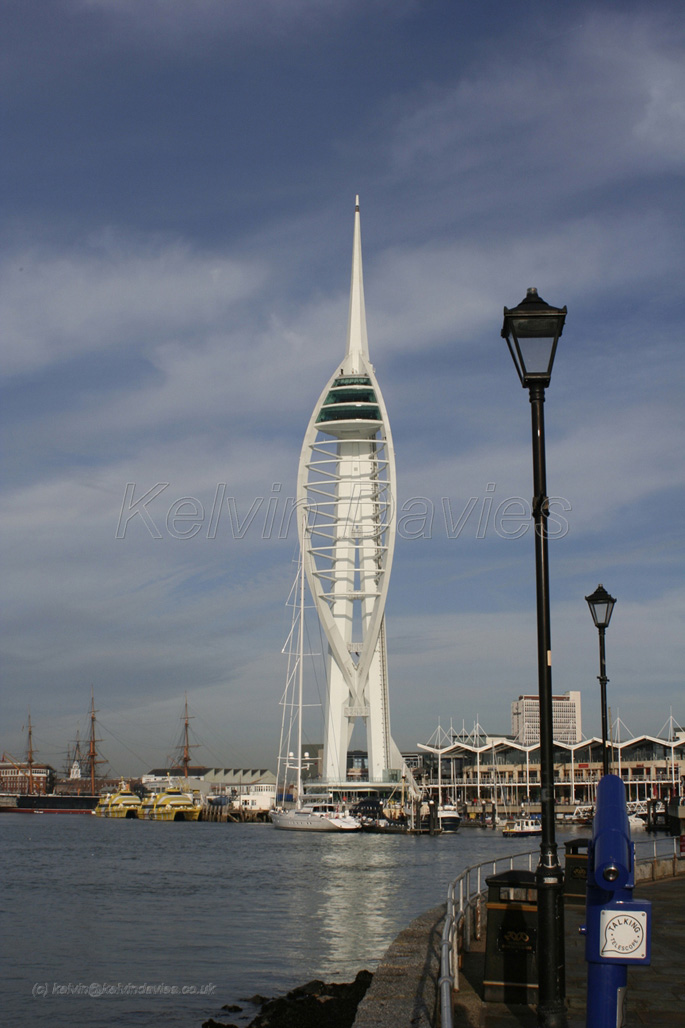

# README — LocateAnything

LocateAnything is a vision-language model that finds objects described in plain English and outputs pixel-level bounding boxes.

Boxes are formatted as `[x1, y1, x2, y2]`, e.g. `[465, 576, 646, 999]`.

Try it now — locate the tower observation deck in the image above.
[296, 199, 409, 794]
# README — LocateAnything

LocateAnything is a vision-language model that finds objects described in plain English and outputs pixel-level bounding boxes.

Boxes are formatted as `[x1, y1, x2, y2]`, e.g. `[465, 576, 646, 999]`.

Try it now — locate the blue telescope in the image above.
[582, 774, 651, 1028]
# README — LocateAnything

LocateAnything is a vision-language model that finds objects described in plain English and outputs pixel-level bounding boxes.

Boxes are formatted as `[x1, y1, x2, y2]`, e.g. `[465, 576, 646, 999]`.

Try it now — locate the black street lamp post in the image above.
[502, 287, 568, 1028]
[585, 584, 617, 777]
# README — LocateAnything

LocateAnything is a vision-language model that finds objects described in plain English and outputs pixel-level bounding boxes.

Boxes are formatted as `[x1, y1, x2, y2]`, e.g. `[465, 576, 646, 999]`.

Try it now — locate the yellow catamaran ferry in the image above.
[138, 785, 201, 821]
[95, 782, 142, 819]
[96, 700, 202, 821]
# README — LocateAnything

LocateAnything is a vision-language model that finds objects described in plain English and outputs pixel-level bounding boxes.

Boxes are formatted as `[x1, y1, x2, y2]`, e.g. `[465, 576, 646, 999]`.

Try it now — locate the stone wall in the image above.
[634, 854, 685, 883]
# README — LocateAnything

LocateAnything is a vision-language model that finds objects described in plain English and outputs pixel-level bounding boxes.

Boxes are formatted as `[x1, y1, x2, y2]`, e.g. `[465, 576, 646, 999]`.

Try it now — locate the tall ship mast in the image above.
[297, 198, 410, 796]
[65, 728, 85, 779]
[180, 694, 197, 778]
[26, 711, 35, 795]
[87, 689, 106, 794]
[0, 693, 104, 814]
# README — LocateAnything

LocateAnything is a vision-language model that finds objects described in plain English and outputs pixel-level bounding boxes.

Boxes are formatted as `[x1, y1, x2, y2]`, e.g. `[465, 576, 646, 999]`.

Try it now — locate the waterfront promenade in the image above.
[353, 872, 685, 1028]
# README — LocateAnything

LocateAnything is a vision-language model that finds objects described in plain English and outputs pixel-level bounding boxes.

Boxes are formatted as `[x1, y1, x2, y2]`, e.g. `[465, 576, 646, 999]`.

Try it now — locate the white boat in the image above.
[270, 802, 360, 832]
[628, 813, 646, 832]
[437, 804, 461, 832]
[270, 533, 360, 834]
[571, 804, 594, 824]
[502, 817, 542, 837]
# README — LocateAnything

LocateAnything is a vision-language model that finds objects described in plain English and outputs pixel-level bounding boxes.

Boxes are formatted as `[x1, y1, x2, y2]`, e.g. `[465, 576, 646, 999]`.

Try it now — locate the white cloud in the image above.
[1, 0, 683, 774]
[0, 239, 266, 376]
[386, 584, 685, 746]
[72, 0, 377, 48]
[633, 59, 685, 162]
[385, 9, 685, 194]
[366, 211, 682, 362]
[549, 405, 685, 525]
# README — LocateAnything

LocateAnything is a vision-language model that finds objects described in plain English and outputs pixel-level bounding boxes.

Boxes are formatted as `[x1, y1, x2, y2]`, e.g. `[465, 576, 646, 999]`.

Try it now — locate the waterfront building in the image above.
[511, 690, 582, 745]
[296, 198, 408, 795]
[417, 729, 684, 811]
[142, 766, 276, 806]
[0, 759, 54, 794]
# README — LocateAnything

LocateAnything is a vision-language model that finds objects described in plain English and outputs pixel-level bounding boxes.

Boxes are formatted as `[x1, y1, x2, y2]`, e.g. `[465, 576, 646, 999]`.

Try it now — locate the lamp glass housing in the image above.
[502, 287, 567, 387]
[585, 584, 616, 630]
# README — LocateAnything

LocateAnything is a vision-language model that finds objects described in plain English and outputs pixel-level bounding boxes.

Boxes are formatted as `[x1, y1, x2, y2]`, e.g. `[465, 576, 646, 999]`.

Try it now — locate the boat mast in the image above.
[181, 693, 193, 778]
[87, 690, 105, 794]
[295, 527, 306, 810]
[26, 711, 34, 795]
[70, 729, 84, 778]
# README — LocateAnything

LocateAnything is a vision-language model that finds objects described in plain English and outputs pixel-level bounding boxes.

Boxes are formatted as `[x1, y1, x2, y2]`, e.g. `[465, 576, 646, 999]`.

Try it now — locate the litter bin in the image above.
[483, 869, 538, 1003]
[564, 837, 590, 906]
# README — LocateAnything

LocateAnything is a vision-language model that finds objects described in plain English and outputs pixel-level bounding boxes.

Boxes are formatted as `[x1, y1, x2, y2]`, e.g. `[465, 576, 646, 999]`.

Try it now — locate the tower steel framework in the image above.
[296, 199, 405, 787]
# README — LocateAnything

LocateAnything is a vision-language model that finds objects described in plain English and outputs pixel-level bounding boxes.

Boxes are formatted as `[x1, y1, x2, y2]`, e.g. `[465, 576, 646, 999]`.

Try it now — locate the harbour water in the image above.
[3, 816, 585, 1028]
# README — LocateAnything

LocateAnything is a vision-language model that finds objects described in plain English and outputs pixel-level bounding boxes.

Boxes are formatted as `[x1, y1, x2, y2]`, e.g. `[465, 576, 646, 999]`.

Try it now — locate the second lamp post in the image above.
[585, 584, 617, 776]
[502, 286, 568, 1028]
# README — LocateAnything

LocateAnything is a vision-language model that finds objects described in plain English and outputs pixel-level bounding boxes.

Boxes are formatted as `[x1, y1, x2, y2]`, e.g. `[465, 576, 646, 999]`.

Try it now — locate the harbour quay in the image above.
[353, 838, 685, 1028]
[143, 766, 276, 821]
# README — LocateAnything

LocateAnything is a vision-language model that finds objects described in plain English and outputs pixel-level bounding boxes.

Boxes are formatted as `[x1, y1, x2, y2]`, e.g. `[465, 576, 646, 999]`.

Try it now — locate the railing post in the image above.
[452, 917, 458, 983]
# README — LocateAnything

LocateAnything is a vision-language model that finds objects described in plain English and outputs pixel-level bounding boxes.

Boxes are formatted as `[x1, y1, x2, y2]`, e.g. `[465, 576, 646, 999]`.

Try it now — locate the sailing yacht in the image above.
[269, 526, 360, 833]
[269, 799, 360, 832]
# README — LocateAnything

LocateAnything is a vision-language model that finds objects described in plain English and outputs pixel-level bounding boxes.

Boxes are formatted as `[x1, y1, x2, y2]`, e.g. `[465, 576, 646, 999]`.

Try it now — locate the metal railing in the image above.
[633, 833, 682, 865]
[439, 834, 682, 1028]
[439, 848, 537, 1028]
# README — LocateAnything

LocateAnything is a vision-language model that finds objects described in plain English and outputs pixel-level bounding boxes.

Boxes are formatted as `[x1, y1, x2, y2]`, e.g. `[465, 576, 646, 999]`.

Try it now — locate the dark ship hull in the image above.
[0, 793, 98, 813]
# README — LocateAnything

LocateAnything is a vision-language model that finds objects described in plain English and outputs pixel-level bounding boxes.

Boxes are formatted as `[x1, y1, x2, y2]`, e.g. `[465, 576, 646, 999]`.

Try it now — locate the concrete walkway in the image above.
[354, 875, 685, 1028]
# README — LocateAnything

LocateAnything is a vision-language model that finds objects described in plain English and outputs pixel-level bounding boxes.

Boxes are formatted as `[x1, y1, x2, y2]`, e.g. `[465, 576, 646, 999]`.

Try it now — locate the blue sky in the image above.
[2, 0, 684, 776]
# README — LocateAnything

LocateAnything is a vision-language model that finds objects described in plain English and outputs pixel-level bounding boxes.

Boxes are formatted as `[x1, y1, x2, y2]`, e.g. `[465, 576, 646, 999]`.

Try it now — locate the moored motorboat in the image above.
[352, 798, 405, 832]
[571, 804, 594, 825]
[437, 804, 461, 833]
[502, 817, 542, 837]
[349, 797, 407, 833]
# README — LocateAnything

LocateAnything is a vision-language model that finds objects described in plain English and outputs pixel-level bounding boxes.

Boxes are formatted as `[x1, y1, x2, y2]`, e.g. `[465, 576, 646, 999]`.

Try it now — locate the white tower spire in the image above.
[296, 198, 405, 791]
[344, 195, 369, 374]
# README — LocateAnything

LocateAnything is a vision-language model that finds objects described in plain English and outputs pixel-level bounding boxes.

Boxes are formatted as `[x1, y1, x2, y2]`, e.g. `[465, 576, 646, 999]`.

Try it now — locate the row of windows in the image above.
[316, 379, 382, 425]
[317, 405, 382, 424]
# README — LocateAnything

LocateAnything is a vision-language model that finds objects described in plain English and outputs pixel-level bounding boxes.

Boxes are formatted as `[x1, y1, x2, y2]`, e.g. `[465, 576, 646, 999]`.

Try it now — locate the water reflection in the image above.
[4, 816, 586, 1028]
[316, 835, 401, 975]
